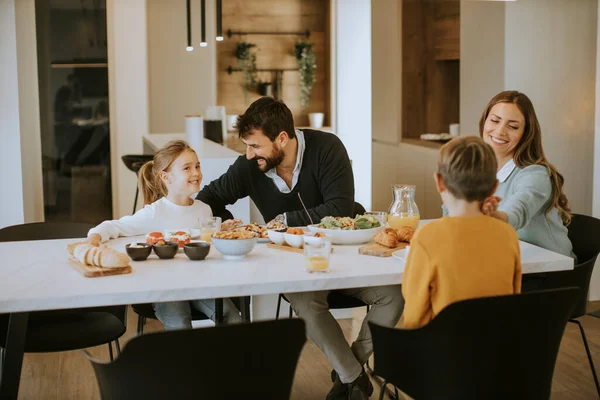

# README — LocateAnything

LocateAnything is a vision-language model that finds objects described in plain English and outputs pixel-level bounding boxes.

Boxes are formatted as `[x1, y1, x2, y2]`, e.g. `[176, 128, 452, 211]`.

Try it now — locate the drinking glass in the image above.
[365, 211, 388, 226]
[304, 239, 332, 273]
[199, 216, 222, 243]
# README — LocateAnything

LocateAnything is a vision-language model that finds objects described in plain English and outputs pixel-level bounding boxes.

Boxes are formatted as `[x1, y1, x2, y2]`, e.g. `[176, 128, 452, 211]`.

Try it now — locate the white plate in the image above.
[307, 225, 382, 245]
[392, 248, 410, 261]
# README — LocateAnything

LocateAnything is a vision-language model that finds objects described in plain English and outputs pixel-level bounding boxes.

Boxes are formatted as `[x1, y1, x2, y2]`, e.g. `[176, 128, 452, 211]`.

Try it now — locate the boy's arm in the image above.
[401, 239, 435, 329]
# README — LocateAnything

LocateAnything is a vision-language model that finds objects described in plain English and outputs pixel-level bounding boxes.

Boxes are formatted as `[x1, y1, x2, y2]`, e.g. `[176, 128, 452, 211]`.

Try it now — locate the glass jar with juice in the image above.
[388, 184, 420, 230]
[199, 216, 221, 243]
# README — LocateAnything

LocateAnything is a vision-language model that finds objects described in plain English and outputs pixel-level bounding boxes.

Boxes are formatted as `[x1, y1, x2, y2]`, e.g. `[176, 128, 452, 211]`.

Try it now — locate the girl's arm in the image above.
[87, 203, 157, 243]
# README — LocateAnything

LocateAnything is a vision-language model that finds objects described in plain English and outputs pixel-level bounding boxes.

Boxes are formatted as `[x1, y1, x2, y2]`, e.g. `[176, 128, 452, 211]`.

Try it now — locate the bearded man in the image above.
[197, 96, 355, 227]
[196, 97, 403, 400]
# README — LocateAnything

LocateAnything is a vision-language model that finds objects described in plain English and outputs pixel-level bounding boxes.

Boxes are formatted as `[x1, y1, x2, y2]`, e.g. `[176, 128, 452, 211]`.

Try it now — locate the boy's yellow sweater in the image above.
[401, 215, 522, 329]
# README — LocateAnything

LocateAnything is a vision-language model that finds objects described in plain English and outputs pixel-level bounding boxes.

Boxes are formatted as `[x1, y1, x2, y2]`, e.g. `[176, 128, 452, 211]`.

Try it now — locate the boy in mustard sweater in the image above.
[401, 136, 522, 329]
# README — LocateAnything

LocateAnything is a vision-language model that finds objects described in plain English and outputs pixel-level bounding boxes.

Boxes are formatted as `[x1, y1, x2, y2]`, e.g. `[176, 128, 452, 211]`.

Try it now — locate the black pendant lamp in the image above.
[186, 0, 193, 51]
[200, 0, 207, 47]
[216, 0, 223, 41]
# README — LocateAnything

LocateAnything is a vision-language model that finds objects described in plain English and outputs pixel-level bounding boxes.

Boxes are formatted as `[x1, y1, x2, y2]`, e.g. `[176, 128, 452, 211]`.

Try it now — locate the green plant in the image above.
[294, 41, 316, 110]
[236, 42, 258, 103]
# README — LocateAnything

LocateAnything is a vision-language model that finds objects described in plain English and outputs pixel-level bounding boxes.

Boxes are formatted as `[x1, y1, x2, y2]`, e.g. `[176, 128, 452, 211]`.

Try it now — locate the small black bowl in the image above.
[183, 242, 211, 260]
[153, 241, 179, 259]
[125, 243, 152, 261]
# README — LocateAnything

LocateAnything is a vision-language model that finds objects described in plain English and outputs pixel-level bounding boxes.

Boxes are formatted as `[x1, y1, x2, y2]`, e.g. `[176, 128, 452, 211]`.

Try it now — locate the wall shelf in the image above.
[227, 29, 310, 38]
[226, 66, 298, 75]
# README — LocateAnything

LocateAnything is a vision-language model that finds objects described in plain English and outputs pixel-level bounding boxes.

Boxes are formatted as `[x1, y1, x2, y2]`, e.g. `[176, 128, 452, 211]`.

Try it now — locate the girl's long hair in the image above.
[479, 91, 571, 225]
[138, 140, 194, 205]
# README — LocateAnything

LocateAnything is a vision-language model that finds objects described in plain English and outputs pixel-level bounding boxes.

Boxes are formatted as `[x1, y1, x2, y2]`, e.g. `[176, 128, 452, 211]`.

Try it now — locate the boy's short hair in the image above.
[236, 97, 296, 141]
[437, 136, 498, 202]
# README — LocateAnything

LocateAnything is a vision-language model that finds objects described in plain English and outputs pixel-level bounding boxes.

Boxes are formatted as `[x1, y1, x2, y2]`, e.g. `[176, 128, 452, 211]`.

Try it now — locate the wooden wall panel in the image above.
[402, 0, 459, 140]
[217, 0, 330, 128]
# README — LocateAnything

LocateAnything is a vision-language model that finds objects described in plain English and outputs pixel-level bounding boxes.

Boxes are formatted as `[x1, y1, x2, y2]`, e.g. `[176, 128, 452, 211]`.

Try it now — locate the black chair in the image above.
[121, 154, 153, 214]
[369, 288, 579, 400]
[84, 319, 307, 399]
[133, 296, 251, 335]
[0, 222, 127, 364]
[131, 303, 209, 335]
[533, 213, 600, 396]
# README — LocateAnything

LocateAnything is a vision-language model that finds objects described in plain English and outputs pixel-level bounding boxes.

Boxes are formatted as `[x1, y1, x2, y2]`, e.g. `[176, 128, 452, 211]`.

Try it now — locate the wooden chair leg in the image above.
[115, 340, 121, 357]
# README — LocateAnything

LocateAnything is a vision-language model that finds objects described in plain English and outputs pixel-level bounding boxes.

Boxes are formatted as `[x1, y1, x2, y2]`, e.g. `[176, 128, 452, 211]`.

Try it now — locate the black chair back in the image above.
[0, 221, 93, 242]
[87, 319, 306, 400]
[370, 288, 579, 400]
[121, 154, 153, 173]
[353, 202, 366, 216]
[540, 214, 600, 317]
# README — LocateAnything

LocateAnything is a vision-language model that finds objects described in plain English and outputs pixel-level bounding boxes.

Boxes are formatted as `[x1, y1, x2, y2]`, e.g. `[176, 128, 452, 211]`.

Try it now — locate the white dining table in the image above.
[0, 227, 575, 399]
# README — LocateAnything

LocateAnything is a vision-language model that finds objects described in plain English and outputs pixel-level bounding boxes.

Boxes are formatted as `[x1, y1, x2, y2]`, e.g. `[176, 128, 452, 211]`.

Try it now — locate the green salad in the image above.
[317, 215, 381, 230]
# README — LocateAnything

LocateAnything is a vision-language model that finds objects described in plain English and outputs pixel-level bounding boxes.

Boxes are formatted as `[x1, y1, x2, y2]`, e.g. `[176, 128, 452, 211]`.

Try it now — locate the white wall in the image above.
[147, 0, 217, 133]
[459, 0, 505, 137]
[504, 0, 596, 216]
[107, 0, 149, 218]
[335, 0, 372, 211]
[0, 0, 25, 228]
[15, 0, 44, 224]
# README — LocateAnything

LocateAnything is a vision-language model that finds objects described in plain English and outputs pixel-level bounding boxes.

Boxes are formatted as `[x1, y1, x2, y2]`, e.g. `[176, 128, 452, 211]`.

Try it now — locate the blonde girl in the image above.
[86, 140, 241, 330]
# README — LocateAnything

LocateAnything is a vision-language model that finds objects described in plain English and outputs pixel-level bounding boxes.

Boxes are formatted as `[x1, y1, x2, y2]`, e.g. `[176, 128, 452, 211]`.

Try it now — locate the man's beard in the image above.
[254, 147, 285, 172]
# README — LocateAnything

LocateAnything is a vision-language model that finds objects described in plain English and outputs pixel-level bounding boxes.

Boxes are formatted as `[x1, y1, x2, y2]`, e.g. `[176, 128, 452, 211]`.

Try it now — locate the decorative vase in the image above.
[308, 112, 324, 129]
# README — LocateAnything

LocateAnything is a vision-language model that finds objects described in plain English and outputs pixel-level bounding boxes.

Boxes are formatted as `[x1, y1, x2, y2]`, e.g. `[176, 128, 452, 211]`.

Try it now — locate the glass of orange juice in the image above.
[304, 239, 332, 273]
[199, 217, 221, 243]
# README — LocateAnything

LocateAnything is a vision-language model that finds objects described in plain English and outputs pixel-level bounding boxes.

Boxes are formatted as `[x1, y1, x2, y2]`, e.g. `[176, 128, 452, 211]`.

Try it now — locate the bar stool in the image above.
[121, 155, 153, 214]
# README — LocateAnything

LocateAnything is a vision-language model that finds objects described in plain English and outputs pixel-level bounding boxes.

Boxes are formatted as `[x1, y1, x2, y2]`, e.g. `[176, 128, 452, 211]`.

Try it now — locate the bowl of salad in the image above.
[307, 215, 383, 245]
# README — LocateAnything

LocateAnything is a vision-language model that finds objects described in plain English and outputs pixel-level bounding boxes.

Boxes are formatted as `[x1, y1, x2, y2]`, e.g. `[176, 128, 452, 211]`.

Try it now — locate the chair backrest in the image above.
[370, 288, 579, 400]
[353, 202, 366, 216]
[0, 221, 93, 242]
[88, 319, 306, 400]
[567, 214, 600, 264]
[546, 213, 600, 317]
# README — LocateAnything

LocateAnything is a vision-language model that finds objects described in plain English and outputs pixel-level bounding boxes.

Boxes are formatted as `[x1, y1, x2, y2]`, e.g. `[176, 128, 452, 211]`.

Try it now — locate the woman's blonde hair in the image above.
[438, 136, 498, 203]
[138, 140, 195, 205]
[479, 91, 572, 225]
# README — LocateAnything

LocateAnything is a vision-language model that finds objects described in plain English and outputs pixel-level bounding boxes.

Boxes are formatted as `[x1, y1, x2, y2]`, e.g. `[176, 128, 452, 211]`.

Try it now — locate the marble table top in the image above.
[0, 232, 573, 314]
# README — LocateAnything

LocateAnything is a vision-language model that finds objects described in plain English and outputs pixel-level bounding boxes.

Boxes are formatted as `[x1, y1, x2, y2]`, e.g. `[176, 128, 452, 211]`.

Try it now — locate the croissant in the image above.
[71, 244, 130, 268]
[396, 226, 415, 243]
[374, 228, 399, 248]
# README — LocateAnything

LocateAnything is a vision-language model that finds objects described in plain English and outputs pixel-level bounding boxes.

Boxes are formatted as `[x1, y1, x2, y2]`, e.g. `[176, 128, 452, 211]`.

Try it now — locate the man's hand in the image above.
[220, 219, 243, 231]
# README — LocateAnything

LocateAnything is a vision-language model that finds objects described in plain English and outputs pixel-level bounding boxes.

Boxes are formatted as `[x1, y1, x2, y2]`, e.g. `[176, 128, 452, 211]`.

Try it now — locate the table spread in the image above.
[0, 225, 575, 399]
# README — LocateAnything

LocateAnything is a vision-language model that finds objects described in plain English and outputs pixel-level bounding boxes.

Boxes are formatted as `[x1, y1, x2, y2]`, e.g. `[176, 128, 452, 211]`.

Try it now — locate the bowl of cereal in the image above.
[211, 230, 258, 259]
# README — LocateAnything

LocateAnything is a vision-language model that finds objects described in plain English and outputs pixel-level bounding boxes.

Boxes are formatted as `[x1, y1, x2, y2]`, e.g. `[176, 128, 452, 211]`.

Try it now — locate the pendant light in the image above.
[200, 0, 207, 47]
[186, 0, 193, 51]
[216, 0, 223, 41]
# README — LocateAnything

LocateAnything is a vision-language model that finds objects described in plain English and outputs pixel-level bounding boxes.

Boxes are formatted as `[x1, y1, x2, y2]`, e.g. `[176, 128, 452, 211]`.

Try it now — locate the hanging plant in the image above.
[235, 42, 258, 104]
[294, 41, 316, 110]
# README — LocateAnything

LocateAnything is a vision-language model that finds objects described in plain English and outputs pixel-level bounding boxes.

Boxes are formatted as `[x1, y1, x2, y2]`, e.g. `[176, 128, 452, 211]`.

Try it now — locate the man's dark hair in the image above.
[236, 97, 296, 141]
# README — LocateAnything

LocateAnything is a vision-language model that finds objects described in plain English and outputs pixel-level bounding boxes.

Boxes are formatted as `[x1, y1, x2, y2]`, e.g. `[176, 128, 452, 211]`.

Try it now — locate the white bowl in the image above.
[283, 232, 305, 248]
[306, 225, 383, 245]
[211, 234, 257, 259]
[303, 232, 332, 246]
[267, 229, 286, 245]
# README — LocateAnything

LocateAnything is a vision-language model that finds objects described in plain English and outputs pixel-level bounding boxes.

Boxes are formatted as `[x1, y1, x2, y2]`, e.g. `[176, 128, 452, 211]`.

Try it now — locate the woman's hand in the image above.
[481, 196, 502, 215]
[220, 219, 243, 231]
